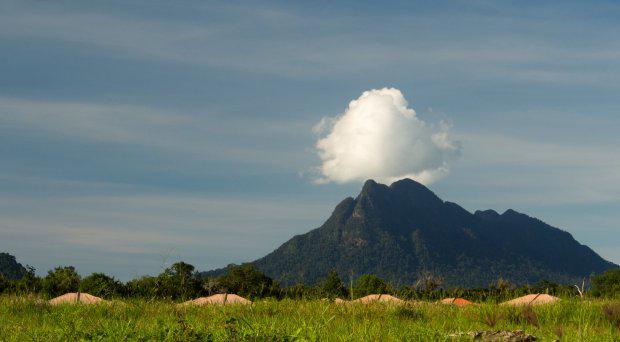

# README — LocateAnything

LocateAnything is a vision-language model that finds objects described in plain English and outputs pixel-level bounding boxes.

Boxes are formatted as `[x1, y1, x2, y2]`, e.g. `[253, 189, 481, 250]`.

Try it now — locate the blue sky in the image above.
[1, 0, 619, 280]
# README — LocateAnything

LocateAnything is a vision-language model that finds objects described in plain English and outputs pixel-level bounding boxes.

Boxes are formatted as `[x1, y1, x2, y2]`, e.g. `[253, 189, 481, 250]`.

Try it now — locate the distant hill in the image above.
[0, 252, 27, 280]
[205, 179, 617, 287]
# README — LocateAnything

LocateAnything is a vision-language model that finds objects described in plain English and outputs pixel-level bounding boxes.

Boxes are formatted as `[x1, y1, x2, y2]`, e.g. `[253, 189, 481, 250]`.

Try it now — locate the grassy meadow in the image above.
[1, 296, 619, 341]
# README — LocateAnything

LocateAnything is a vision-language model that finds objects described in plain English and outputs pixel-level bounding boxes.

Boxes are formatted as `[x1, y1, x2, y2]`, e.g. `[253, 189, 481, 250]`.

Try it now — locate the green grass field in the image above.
[1, 296, 619, 341]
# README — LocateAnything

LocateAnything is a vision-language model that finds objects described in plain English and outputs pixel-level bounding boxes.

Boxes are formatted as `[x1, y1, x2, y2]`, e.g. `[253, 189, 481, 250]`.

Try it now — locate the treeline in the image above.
[1, 262, 619, 301]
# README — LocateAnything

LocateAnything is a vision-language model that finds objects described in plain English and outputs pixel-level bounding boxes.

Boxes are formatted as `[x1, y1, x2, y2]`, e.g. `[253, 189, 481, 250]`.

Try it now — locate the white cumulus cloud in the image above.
[313, 88, 461, 185]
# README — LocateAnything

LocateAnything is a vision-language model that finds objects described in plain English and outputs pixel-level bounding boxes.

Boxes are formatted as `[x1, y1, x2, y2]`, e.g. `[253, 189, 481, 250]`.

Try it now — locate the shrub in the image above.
[125, 276, 158, 298]
[217, 264, 279, 299]
[80, 273, 124, 298]
[353, 274, 391, 298]
[0, 274, 9, 294]
[42, 266, 80, 298]
[14, 266, 42, 294]
[591, 268, 620, 298]
[318, 270, 348, 299]
[156, 262, 203, 300]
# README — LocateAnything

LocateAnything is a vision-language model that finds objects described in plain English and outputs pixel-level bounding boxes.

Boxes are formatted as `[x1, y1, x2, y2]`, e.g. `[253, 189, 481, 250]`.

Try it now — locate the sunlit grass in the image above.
[0, 296, 618, 341]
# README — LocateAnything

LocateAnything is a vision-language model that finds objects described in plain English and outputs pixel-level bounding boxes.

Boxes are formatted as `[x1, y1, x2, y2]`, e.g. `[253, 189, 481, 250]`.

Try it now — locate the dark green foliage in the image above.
[156, 262, 203, 300]
[353, 274, 391, 297]
[408, 273, 445, 299]
[239, 179, 616, 287]
[592, 268, 620, 298]
[217, 264, 279, 299]
[80, 273, 124, 298]
[14, 266, 42, 294]
[42, 266, 80, 298]
[125, 262, 203, 300]
[0, 253, 27, 280]
[317, 270, 348, 299]
[125, 276, 159, 298]
[0, 254, 613, 304]
[0, 274, 8, 294]
[529, 279, 574, 295]
[280, 282, 315, 300]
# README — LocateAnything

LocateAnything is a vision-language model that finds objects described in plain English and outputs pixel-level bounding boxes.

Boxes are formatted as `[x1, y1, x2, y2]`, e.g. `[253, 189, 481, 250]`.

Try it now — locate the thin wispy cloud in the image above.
[451, 132, 620, 205]
[0, 97, 311, 169]
[2, 0, 620, 276]
[2, 1, 619, 83]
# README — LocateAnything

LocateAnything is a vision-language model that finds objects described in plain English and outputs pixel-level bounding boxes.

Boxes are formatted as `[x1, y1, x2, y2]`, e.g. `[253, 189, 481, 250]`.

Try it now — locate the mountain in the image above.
[0, 252, 27, 280]
[208, 179, 617, 287]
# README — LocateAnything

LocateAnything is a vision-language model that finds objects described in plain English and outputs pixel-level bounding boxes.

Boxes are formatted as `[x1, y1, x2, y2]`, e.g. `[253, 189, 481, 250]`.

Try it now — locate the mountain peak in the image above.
[356, 178, 443, 212]
[389, 178, 433, 192]
[390, 177, 420, 186]
[388, 178, 443, 205]
[359, 178, 438, 197]
[502, 209, 523, 217]
[475, 209, 501, 220]
[361, 179, 379, 192]
[248, 179, 616, 287]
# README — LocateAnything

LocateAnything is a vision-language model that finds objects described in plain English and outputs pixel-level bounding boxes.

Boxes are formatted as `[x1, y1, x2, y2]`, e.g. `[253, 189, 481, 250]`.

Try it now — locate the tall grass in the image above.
[0, 296, 618, 341]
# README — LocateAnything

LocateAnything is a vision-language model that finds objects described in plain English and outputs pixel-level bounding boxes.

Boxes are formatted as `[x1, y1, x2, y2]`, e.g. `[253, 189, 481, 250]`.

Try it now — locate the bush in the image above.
[14, 266, 42, 294]
[80, 273, 124, 298]
[155, 262, 203, 300]
[42, 266, 80, 298]
[318, 270, 348, 299]
[0, 274, 9, 294]
[125, 276, 158, 298]
[591, 268, 620, 298]
[218, 264, 279, 299]
[353, 274, 391, 298]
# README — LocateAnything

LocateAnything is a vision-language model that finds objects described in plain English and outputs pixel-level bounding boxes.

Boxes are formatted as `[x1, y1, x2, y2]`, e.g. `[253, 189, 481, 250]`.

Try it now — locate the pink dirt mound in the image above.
[48, 292, 106, 305]
[180, 294, 252, 306]
[440, 298, 476, 306]
[351, 294, 404, 304]
[334, 298, 347, 304]
[501, 294, 560, 306]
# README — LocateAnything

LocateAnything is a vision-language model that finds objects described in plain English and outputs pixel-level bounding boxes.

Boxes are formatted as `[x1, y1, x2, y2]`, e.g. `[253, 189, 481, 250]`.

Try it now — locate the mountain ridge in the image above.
[205, 179, 616, 287]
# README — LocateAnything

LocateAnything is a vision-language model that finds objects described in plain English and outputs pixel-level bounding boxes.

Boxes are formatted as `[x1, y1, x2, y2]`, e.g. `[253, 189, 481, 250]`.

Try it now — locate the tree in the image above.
[155, 261, 202, 300]
[218, 264, 278, 299]
[80, 273, 124, 298]
[203, 277, 220, 296]
[42, 266, 80, 298]
[591, 268, 620, 298]
[125, 276, 158, 299]
[14, 266, 41, 295]
[283, 282, 313, 299]
[318, 270, 348, 299]
[416, 273, 444, 295]
[353, 274, 391, 298]
[0, 274, 9, 294]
